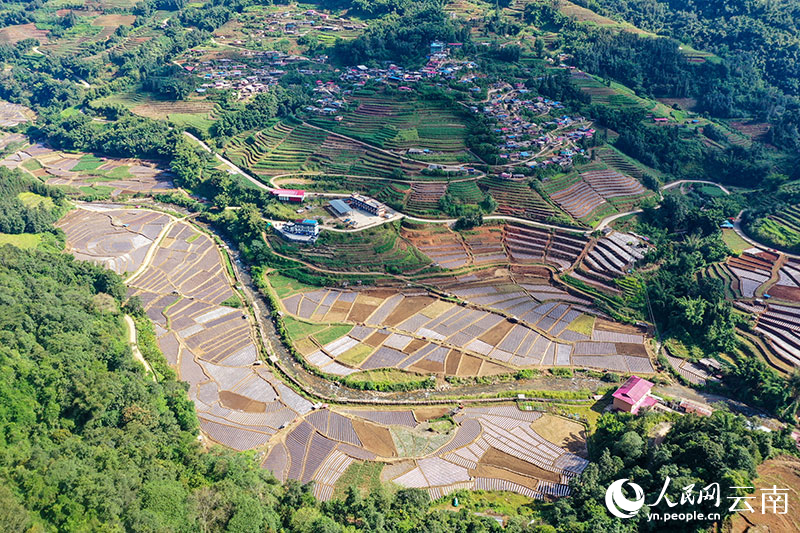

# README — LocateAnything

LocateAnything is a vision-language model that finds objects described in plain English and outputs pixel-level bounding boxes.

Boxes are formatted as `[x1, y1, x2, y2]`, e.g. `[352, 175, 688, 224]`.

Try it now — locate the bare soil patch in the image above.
[615, 342, 648, 356]
[404, 338, 428, 354]
[219, 390, 266, 413]
[413, 407, 450, 422]
[769, 285, 800, 303]
[479, 360, 513, 376]
[471, 463, 540, 491]
[0, 24, 49, 44]
[529, 414, 587, 457]
[457, 354, 483, 377]
[410, 358, 444, 373]
[445, 350, 462, 375]
[348, 302, 378, 323]
[731, 455, 800, 533]
[352, 418, 397, 457]
[594, 318, 641, 334]
[384, 296, 436, 327]
[364, 330, 391, 347]
[479, 446, 559, 483]
[479, 320, 515, 345]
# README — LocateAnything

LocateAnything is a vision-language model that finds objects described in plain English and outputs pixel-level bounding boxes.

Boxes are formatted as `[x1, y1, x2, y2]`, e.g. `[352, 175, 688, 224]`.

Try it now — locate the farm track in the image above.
[124, 314, 157, 382]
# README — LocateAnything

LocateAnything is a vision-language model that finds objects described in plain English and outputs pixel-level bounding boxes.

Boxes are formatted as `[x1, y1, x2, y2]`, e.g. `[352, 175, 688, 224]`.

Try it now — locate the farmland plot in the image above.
[0, 101, 35, 127]
[307, 92, 472, 162]
[755, 304, 800, 368]
[546, 169, 650, 224]
[225, 120, 426, 179]
[2, 145, 172, 195]
[59, 206, 314, 452]
[276, 273, 653, 375]
[56, 205, 172, 275]
[385, 405, 589, 500]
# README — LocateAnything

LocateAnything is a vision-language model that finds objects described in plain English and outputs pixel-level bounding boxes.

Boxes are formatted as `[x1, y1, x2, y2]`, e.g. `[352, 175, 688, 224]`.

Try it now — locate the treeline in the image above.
[550, 410, 799, 531]
[638, 191, 744, 354]
[0, 167, 66, 234]
[37, 112, 180, 160]
[211, 88, 306, 139]
[579, 0, 800, 96]
[523, 1, 800, 152]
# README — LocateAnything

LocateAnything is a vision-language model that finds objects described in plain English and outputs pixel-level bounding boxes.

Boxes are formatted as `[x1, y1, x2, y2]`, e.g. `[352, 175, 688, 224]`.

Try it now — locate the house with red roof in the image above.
[612, 376, 656, 414]
[270, 189, 306, 203]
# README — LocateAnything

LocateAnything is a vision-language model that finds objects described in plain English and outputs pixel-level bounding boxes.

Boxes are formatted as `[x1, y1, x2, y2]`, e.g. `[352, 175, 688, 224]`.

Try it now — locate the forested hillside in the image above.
[578, 0, 800, 95]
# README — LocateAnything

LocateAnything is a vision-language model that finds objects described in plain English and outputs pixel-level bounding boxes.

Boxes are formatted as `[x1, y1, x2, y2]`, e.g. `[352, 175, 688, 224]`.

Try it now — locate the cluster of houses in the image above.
[338, 42, 475, 88]
[181, 51, 317, 99]
[471, 82, 595, 169]
[217, 8, 365, 42]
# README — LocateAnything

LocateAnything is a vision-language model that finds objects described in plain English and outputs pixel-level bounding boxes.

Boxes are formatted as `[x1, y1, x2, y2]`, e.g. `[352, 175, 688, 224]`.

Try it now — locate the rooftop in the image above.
[612, 375, 654, 405]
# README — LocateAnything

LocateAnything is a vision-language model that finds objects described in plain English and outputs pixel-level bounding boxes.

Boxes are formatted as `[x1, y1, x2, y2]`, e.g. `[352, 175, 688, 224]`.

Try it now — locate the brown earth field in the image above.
[479, 320, 515, 345]
[479, 360, 514, 376]
[478, 446, 560, 483]
[594, 318, 642, 334]
[348, 303, 378, 323]
[352, 418, 397, 457]
[730, 455, 800, 533]
[457, 353, 483, 377]
[471, 463, 541, 492]
[0, 24, 49, 44]
[364, 330, 391, 347]
[412, 407, 450, 422]
[384, 296, 436, 327]
[767, 285, 800, 303]
[445, 350, 462, 375]
[404, 338, 428, 354]
[219, 391, 267, 413]
[529, 414, 588, 458]
[616, 342, 649, 356]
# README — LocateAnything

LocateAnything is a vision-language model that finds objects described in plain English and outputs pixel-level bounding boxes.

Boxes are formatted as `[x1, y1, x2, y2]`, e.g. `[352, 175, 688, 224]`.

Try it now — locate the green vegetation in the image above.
[343, 368, 435, 392]
[332, 461, 385, 500]
[0, 232, 41, 248]
[551, 411, 799, 531]
[312, 324, 353, 346]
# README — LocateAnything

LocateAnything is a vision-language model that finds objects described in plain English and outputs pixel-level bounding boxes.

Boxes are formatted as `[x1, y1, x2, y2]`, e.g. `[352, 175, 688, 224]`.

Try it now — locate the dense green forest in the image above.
[578, 0, 800, 95]
[551, 411, 799, 532]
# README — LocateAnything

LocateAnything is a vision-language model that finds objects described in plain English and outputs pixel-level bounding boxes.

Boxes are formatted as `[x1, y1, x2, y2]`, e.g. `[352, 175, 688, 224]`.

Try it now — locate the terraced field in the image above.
[479, 177, 565, 224]
[406, 182, 448, 215]
[544, 169, 650, 224]
[56, 206, 172, 275]
[306, 91, 472, 162]
[575, 231, 648, 293]
[266, 404, 588, 501]
[754, 304, 800, 368]
[402, 224, 471, 269]
[267, 222, 432, 274]
[0, 101, 35, 127]
[2, 145, 172, 195]
[58, 206, 316, 454]
[225, 120, 426, 179]
[503, 223, 589, 270]
[275, 269, 653, 377]
[750, 204, 800, 254]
